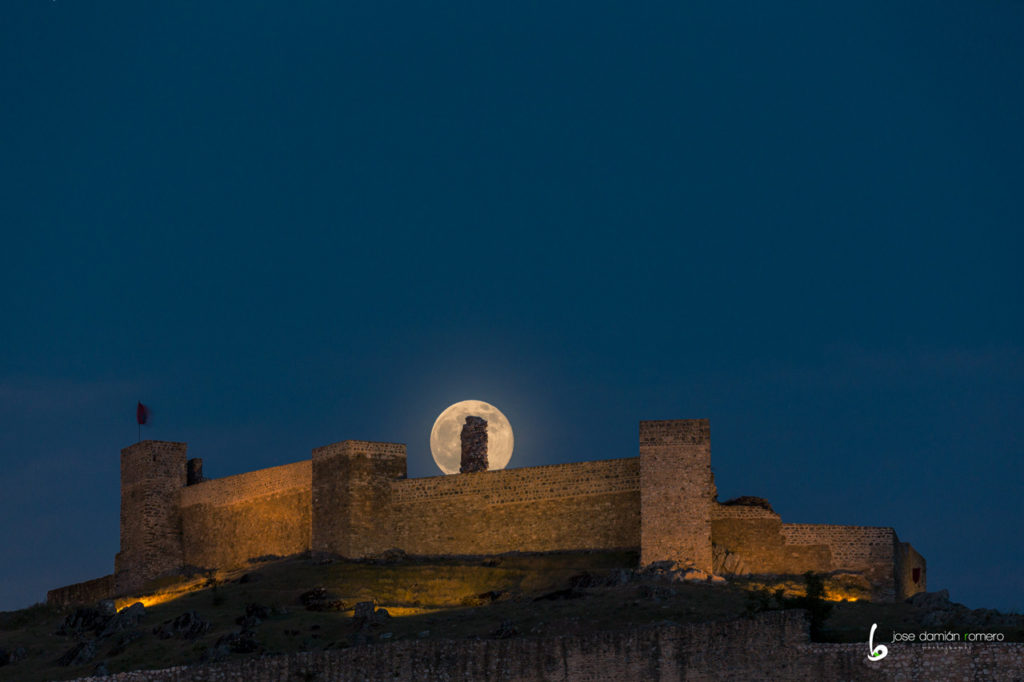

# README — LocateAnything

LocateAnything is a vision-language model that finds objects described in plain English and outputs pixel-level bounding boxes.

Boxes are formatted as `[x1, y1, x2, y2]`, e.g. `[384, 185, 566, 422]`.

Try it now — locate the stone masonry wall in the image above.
[46, 574, 114, 607]
[115, 441, 188, 595]
[179, 460, 312, 570]
[711, 514, 833, 577]
[388, 458, 640, 555]
[782, 524, 897, 600]
[66, 611, 1024, 681]
[895, 541, 927, 600]
[459, 415, 488, 473]
[311, 441, 407, 558]
[639, 420, 712, 572]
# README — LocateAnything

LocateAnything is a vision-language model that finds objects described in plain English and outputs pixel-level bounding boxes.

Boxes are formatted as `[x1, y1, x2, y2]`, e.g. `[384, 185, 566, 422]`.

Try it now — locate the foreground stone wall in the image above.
[388, 458, 640, 555]
[66, 611, 1024, 681]
[179, 460, 312, 570]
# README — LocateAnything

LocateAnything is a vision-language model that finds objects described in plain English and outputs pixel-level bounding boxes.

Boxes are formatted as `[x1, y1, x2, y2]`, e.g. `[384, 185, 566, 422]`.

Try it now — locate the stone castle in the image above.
[47, 419, 927, 606]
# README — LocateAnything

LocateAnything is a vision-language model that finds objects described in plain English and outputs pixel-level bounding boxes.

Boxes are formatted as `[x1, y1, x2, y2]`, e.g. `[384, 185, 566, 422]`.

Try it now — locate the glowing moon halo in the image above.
[430, 400, 514, 475]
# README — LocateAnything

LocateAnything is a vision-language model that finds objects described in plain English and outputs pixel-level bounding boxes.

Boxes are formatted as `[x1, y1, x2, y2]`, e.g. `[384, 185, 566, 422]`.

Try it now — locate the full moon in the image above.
[430, 400, 514, 475]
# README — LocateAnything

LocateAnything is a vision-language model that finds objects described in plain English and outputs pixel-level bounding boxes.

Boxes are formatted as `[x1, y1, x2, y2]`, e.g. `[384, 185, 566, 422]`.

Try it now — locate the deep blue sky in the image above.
[1, 2, 1021, 612]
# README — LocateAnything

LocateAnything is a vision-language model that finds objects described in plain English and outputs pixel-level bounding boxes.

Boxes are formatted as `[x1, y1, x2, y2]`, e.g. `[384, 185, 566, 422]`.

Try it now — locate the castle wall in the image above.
[179, 460, 312, 570]
[46, 574, 114, 608]
[312, 441, 407, 558]
[639, 420, 712, 571]
[387, 458, 640, 555]
[115, 441, 188, 594]
[895, 541, 927, 600]
[710, 505, 833, 576]
[781, 523, 897, 600]
[98, 422, 923, 605]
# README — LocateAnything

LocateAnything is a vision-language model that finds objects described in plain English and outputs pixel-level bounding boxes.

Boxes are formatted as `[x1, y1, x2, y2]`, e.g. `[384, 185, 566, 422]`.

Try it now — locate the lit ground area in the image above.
[1, 552, 1021, 681]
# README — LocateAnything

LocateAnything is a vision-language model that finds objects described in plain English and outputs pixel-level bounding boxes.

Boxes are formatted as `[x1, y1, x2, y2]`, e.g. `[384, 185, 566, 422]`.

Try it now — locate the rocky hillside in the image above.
[1, 551, 1020, 681]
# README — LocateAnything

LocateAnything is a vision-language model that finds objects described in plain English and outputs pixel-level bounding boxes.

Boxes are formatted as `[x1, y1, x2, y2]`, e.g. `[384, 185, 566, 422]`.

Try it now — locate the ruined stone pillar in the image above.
[186, 458, 204, 486]
[460, 416, 488, 473]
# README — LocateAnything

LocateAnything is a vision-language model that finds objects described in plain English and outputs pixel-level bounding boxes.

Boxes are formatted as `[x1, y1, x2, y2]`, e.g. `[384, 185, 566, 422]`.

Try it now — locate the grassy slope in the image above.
[1, 552, 1019, 681]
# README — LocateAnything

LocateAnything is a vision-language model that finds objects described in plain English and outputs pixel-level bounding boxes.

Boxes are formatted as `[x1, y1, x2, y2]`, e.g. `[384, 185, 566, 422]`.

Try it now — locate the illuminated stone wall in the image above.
[781, 524, 899, 601]
[311, 441, 407, 558]
[53, 421, 924, 606]
[179, 460, 312, 570]
[711, 507, 833, 577]
[388, 458, 641, 554]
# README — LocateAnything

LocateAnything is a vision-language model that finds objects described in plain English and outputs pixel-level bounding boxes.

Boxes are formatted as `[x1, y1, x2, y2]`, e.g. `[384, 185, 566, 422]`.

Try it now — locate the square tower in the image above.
[311, 440, 406, 558]
[640, 419, 713, 572]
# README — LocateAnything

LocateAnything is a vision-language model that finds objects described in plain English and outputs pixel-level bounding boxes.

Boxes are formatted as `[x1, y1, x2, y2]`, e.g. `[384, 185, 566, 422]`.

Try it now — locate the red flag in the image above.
[136, 402, 149, 426]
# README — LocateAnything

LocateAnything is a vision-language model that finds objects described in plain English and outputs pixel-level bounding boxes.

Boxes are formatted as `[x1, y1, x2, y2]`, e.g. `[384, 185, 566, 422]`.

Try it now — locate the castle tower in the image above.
[639, 419, 713, 572]
[114, 440, 187, 594]
[311, 440, 406, 558]
[459, 416, 488, 473]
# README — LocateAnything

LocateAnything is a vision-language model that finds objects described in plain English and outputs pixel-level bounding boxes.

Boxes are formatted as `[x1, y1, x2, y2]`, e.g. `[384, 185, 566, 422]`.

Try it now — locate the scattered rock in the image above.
[418, 630, 431, 638]
[352, 601, 391, 629]
[461, 590, 504, 606]
[921, 610, 953, 628]
[97, 600, 117, 617]
[642, 560, 678, 574]
[57, 640, 97, 666]
[200, 644, 229, 663]
[93, 661, 110, 677]
[369, 548, 408, 564]
[108, 630, 144, 656]
[569, 573, 605, 589]
[491, 620, 518, 639]
[638, 584, 675, 602]
[678, 568, 710, 583]
[533, 588, 583, 601]
[153, 611, 210, 640]
[58, 607, 109, 636]
[100, 602, 145, 637]
[379, 632, 393, 640]
[907, 589, 950, 610]
[246, 603, 272, 620]
[720, 496, 774, 511]
[235, 605, 269, 631]
[299, 588, 347, 612]
[216, 629, 260, 654]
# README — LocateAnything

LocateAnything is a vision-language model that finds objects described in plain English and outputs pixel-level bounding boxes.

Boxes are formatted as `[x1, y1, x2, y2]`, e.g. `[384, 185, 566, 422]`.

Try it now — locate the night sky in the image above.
[1, 2, 1021, 613]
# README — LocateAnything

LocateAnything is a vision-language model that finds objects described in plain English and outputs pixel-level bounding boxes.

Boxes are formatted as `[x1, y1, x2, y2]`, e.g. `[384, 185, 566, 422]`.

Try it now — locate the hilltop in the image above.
[2, 551, 1021, 681]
